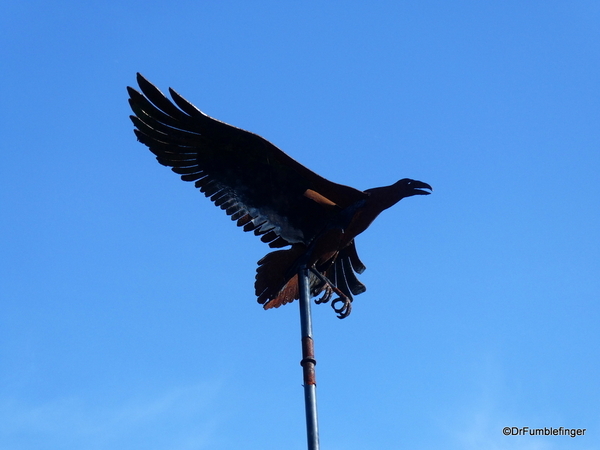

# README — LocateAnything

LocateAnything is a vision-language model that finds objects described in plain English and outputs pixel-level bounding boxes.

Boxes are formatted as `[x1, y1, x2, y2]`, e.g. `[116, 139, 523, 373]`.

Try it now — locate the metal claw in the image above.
[332, 296, 352, 319]
[309, 267, 353, 318]
[314, 285, 333, 304]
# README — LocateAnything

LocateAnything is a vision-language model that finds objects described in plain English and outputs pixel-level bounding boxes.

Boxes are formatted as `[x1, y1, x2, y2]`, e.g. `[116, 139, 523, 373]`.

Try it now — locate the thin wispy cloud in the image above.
[0, 381, 223, 450]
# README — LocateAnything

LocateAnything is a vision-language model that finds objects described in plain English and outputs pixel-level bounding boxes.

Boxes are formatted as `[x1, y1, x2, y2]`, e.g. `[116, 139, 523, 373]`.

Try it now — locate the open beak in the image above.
[412, 180, 433, 195]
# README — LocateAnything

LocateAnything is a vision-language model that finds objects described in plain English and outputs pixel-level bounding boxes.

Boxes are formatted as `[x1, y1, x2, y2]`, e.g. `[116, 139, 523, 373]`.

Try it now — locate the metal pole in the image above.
[298, 265, 320, 450]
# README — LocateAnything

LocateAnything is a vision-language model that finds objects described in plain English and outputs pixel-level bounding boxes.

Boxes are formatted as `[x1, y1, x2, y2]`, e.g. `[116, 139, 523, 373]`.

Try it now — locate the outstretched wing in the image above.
[128, 73, 367, 247]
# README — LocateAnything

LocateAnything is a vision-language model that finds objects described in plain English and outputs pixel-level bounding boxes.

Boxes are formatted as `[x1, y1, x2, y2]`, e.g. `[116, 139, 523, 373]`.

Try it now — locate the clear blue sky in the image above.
[2, 2, 599, 449]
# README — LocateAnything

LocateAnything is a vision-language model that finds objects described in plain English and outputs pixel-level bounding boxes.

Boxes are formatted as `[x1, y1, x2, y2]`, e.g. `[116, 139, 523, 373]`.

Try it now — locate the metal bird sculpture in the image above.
[128, 74, 431, 318]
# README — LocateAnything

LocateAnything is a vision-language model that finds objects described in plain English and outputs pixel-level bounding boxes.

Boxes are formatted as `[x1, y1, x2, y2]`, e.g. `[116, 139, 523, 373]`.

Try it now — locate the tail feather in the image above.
[264, 274, 299, 309]
[255, 245, 305, 309]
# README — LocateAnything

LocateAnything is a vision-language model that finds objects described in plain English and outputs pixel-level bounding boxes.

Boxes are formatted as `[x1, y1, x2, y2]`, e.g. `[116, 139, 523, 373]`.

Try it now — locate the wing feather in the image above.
[129, 73, 367, 247]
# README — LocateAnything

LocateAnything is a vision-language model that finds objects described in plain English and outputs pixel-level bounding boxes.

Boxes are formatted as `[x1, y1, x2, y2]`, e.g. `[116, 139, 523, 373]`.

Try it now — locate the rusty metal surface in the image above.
[301, 336, 317, 386]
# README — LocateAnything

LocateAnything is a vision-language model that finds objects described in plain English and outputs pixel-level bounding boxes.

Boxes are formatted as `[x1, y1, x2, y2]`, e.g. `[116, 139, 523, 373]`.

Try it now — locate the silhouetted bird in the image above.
[128, 74, 431, 318]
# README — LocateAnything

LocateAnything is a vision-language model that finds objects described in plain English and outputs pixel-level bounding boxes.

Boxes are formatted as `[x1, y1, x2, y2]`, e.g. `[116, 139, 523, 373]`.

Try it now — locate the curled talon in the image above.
[332, 296, 352, 319]
[309, 267, 355, 317]
[315, 286, 333, 304]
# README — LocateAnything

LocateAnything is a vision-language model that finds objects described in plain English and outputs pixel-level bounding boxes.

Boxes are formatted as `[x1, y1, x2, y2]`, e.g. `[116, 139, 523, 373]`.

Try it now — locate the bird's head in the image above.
[392, 178, 433, 197]
[364, 178, 432, 211]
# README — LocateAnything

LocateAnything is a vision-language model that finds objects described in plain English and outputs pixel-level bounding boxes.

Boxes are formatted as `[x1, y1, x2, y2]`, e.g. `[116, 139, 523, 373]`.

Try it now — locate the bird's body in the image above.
[128, 74, 431, 317]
